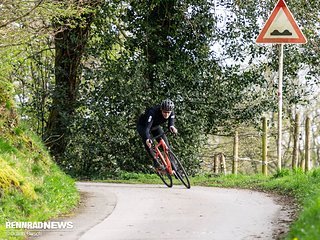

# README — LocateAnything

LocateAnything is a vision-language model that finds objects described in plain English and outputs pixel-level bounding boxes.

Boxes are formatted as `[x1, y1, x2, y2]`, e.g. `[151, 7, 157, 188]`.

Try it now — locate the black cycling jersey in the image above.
[137, 105, 175, 140]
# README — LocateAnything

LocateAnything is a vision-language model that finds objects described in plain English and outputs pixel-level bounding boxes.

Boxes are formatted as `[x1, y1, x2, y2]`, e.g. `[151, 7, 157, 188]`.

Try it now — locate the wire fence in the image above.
[199, 115, 320, 175]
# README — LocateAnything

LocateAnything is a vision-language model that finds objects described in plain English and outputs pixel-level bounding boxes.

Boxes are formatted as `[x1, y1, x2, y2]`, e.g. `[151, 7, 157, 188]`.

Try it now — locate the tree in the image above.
[58, 0, 220, 176]
[1, 1, 62, 136]
[45, 1, 102, 161]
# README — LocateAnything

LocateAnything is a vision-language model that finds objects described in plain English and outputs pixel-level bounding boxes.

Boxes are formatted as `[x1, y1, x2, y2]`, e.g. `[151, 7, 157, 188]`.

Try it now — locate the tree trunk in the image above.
[45, 14, 93, 161]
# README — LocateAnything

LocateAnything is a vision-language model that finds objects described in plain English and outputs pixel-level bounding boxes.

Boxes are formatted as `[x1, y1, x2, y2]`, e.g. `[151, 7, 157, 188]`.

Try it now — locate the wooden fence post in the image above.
[262, 117, 268, 176]
[220, 154, 227, 175]
[300, 150, 305, 171]
[292, 113, 300, 169]
[305, 116, 311, 172]
[213, 154, 219, 174]
[232, 131, 238, 175]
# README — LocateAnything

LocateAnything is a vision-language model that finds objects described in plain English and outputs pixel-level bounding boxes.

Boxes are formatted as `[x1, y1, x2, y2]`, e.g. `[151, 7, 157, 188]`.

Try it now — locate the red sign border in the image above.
[256, 0, 307, 44]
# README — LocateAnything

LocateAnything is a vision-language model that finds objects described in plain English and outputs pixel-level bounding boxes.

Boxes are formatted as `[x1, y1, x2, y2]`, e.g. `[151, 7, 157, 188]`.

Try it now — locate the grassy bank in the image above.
[0, 128, 79, 239]
[0, 80, 79, 239]
[99, 169, 320, 240]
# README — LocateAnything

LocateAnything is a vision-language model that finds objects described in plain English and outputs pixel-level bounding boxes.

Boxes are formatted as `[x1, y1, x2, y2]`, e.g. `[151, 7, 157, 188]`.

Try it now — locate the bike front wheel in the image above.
[155, 159, 173, 188]
[169, 150, 191, 189]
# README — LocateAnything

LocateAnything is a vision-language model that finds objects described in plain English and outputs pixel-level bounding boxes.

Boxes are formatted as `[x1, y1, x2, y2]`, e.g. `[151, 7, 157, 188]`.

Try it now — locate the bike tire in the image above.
[156, 168, 173, 188]
[169, 150, 191, 189]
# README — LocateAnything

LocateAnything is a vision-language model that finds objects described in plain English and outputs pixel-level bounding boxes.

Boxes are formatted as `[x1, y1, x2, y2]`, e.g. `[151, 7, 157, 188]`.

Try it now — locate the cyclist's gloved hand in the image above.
[170, 126, 178, 135]
[146, 139, 152, 148]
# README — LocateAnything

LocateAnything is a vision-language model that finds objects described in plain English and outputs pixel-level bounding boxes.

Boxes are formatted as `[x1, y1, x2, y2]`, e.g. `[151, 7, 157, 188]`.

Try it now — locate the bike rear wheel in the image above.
[169, 150, 191, 189]
[155, 159, 173, 188]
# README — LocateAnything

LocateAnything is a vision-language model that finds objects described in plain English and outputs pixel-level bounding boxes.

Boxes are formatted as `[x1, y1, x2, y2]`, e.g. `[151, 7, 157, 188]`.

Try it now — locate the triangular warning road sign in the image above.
[256, 0, 307, 44]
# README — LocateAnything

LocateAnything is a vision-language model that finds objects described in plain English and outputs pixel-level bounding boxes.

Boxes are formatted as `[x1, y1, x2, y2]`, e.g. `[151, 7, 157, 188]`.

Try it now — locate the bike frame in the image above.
[154, 139, 173, 175]
[150, 131, 191, 189]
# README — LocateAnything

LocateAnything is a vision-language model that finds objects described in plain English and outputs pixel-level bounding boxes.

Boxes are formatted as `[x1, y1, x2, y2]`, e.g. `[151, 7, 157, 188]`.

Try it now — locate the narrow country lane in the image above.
[36, 182, 289, 240]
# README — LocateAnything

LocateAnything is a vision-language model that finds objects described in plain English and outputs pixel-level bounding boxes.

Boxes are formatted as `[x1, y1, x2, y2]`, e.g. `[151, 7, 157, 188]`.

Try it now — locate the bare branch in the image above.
[0, 0, 44, 28]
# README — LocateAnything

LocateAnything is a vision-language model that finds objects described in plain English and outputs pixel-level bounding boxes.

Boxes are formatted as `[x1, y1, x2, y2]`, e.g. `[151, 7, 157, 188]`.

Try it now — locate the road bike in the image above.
[150, 131, 191, 189]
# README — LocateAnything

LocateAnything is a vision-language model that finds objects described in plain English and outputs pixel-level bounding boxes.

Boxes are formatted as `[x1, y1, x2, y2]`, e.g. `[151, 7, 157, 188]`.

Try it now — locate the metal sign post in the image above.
[256, 0, 307, 171]
[277, 44, 284, 170]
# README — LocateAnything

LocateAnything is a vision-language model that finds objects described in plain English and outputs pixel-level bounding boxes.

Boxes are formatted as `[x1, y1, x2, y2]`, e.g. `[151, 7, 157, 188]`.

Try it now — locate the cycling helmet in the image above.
[161, 99, 174, 111]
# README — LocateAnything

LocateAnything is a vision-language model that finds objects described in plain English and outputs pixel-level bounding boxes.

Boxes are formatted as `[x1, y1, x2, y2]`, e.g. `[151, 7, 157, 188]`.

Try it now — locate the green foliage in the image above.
[273, 168, 293, 178]
[3, 0, 320, 179]
[60, 0, 215, 177]
[55, 0, 320, 178]
[11, 43, 55, 137]
[0, 80, 14, 106]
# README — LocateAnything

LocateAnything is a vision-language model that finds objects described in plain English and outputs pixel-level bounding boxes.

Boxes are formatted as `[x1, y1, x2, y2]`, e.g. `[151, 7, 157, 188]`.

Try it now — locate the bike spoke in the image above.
[169, 150, 191, 189]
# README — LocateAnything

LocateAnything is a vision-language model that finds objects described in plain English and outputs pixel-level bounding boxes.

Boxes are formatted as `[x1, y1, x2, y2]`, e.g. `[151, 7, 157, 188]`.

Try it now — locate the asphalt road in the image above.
[36, 182, 286, 240]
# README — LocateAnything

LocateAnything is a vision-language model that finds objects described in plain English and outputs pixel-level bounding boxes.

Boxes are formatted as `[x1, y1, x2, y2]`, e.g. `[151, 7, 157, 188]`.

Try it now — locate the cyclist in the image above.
[137, 99, 178, 169]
